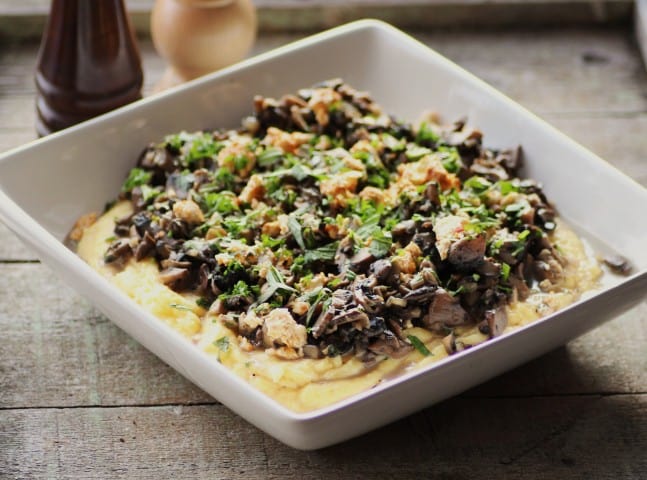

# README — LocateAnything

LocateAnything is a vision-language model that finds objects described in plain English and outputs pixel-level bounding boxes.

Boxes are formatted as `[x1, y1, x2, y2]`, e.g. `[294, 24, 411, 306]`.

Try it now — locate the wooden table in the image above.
[1, 29, 646, 479]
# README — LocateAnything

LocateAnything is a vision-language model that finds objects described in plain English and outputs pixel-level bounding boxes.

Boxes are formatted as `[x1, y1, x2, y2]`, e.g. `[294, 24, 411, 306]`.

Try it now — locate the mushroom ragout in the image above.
[75, 80, 601, 411]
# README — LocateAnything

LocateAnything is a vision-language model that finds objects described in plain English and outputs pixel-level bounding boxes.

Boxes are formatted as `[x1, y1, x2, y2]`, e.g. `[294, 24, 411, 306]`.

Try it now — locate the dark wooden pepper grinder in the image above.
[35, 0, 144, 136]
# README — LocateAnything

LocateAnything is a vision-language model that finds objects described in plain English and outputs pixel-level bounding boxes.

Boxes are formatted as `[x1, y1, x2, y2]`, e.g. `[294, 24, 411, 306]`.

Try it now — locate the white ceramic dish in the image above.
[0, 20, 645, 450]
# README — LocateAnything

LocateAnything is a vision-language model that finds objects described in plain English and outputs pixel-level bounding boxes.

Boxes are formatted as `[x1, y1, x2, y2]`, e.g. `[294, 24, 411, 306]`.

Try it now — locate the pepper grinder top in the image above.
[35, 0, 144, 137]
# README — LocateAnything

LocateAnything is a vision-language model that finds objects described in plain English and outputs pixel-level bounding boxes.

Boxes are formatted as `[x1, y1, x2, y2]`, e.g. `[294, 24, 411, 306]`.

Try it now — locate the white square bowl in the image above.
[0, 20, 645, 450]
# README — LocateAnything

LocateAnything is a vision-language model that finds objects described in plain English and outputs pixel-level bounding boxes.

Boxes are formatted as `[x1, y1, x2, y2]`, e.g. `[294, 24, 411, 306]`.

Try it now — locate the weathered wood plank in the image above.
[0, 264, 212, 407]
[1, 395, 645, 477]
[2, 31, 646, 114]
[0, 263, 644, 409]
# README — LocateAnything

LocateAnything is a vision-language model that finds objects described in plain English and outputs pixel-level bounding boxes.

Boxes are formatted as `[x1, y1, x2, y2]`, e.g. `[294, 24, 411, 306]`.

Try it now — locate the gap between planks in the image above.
[2, 391, 647, 412]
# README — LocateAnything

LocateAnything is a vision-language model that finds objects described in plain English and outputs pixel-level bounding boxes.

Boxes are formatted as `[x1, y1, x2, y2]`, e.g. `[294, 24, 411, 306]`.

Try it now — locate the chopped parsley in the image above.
[304, 242, 339, 264]
[122, 168, 152, 192]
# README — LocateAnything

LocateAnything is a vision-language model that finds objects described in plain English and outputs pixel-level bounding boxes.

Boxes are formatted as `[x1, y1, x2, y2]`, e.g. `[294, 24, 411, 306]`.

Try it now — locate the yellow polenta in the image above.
[78, 201, 601, 412]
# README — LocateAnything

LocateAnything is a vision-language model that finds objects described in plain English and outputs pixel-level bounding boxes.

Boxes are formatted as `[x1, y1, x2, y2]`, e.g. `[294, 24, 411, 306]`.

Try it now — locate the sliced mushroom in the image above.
[442, 331, 456, 354]
[331, 307, 370, 330]
[161, 257, 192, 269]
[533, 248, 564, 283]
[495, 146, 522, 175]
[603, 254, 633, 276]
[331, 288, 353, 309]
[303, 344, 321, 359]
[424, 182, 440, 206]
[367, 331, 413, 358]
[392, 220, 416, 238]
[385, 296, 407, 308]
[159, 267, 188, 285]
[134, 231, 155, 261]
[369, 259, 392, 282]
[104, 238, 132, 265]
[412, 232, 435, 256]
[469, 159, 509, 181]
[447, 234, 486, 267]
[476, 258, 501, 277]
[352, 277, 382, 314]
[485, 307, 508, 338]
[349, 248, 375, 273]
[139, 145, 177, 173]
[422, 288, 469, 329]
[403, 285, 437, 304]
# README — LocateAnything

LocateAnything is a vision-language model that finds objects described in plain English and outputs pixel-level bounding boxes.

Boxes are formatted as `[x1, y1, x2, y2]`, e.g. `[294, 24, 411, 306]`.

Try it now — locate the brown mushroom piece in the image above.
[411, 232, 436, 257]
[159, 267, 189, 285]
[496, 237, 525, 265]
[391, 220, 416, 238]
[485, 306, 508, 338]
[369, 259, 392, 282]
[161, 256, 191, 269]
[104, 238, 133, 265]
[536, 207, 556, 231]
[603, 254, 633, 276]
[139, 144, 177, 173]
[134, 231, 155, 260]
[421, 288, 469, 329]
[155, 237, 181, 260]
[424, 182, 441, 206]
[311, 289, 352, 338]
[447, 234, 486, 268]
[442, 331, 456, 355]
[469, 159, 508, 181]
[302, 344, 321, 359]
[332, 307, 370, 329]
[403, 285, 437, 304]
[312, 306, 370, 339]
[352, 277, 383, 314]
[349, 248, 375, 273]
[367, 331, 413, 358]
[495, 146, 523, 175]
[334, 235, 354, 272]
[533, 248, 564, 283]
[476, 258, 501, 277]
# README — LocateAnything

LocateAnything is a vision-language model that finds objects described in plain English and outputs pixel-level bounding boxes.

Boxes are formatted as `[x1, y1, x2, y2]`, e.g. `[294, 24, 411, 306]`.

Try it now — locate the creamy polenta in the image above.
[78, 201, 599, 412]
[74, 80, 601, 412]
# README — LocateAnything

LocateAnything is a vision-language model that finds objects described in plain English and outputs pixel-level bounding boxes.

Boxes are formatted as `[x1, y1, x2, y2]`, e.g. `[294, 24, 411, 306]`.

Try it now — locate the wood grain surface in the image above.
[0, 29, 646, 479]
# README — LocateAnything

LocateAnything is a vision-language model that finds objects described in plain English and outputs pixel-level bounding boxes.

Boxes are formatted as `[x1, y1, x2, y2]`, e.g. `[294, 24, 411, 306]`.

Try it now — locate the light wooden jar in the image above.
[151, 0, 257, 90]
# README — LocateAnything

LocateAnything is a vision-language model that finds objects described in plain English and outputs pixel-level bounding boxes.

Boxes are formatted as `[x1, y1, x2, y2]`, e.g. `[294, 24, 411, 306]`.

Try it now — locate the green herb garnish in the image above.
[407, 335, 432, 356]
[288, 215, 306, 250]
[368, 229, 392, 259]
[122, 168, 152, 192]
[304, 242, 339, 264]
[214, 336, 230, 352]
[256, 266, 297, 305]
[169, 303, 192, 311]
